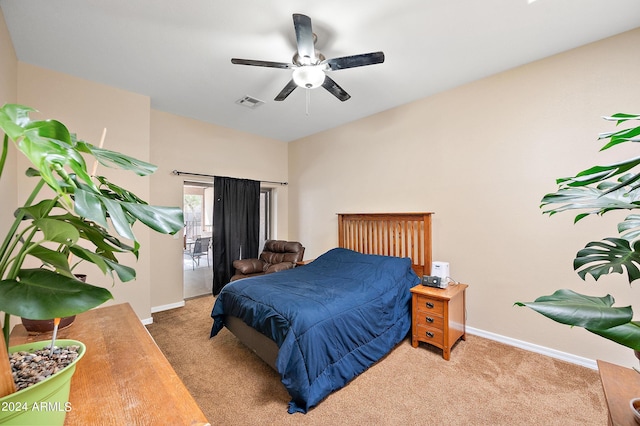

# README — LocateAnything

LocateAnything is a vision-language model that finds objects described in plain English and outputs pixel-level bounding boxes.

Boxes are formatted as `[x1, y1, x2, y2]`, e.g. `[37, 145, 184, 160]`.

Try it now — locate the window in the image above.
[183, 181, 214, 298]
[182, 181, 272, 298]
[183, 181, 213, 240]
[259, 188, 272, 252]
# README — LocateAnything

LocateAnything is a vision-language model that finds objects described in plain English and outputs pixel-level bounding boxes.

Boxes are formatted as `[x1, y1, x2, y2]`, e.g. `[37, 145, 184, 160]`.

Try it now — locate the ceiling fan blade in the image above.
[293, 14, 316, 64]
[324, 51, 385, 71]
[322, 76, 351, 102]
[274, 79, 298, 101]
[231, 58, 292, 69]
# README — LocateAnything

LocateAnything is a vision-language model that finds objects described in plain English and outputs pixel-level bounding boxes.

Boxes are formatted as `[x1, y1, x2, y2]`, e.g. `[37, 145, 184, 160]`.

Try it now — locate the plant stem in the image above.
[0, 179, 46, 349]
[0, 134, 7, 181]
[0, 178, 46, 267]
[2, 314, 8, 352]
[0, 223, 35, 278]
[5, 227, 38, 280]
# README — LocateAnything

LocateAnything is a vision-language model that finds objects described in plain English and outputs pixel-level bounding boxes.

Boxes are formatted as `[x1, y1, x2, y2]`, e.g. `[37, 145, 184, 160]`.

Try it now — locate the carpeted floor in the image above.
[146, 295, 608, 425]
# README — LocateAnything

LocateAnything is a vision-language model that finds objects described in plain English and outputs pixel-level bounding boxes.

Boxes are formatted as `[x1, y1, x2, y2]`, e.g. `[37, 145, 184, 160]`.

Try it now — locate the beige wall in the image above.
[16, 63, 154, 319]
[0, 7, 17, 254]
[149, 110, 288, 308]
[288, 28, 640, 367]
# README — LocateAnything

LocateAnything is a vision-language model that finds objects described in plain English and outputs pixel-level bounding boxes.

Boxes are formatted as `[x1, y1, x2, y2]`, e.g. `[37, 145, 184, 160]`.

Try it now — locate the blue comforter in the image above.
[210, 247, 419, 413]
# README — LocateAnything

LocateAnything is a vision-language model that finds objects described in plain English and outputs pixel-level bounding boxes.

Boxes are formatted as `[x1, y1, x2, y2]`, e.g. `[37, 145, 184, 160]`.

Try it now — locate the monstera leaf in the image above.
[573, 238, 640, 283]
[0, 103, 185, 349]
[0, 269, 113, 320]
[17, 201, 138, 282]
[556, 156, 640, 191]
[518, 112, 640, 352]
[541, 185, 640, 222]
[515, 289, 640, 350]
[619, 214, 640, 241]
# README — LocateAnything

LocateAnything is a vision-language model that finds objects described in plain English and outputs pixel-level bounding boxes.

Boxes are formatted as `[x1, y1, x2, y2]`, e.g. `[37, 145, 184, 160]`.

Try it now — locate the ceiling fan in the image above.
[231, 13, 385, 102]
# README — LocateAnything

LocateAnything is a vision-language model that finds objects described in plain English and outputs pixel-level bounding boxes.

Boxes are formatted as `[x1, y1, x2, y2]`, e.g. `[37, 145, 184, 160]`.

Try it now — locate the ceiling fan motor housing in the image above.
[231, 13, 385, 101]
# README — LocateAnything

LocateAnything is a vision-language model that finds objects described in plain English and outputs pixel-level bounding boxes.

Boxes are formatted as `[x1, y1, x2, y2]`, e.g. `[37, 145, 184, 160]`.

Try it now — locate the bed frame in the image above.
[224, 212, 434, 370]
[337, 212, 433, 277]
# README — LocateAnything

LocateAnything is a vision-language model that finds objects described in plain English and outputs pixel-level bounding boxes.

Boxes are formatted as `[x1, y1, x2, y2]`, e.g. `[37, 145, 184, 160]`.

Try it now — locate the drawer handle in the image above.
[426, 302, 434, 309]
[426, 317, 434, 323]
[426, 331, 434, 338]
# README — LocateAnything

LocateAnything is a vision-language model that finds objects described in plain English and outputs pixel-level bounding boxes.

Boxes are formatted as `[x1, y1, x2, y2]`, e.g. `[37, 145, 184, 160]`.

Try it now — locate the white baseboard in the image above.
[143, 300, 187, 326]
[151, 300, 185, 314]
[466, 326, 598, 370]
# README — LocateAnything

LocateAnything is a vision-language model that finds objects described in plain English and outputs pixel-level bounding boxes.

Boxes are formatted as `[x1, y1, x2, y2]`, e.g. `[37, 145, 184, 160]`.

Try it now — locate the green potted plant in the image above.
[516, 112, 640, 352]
[0, 103, 183, 423]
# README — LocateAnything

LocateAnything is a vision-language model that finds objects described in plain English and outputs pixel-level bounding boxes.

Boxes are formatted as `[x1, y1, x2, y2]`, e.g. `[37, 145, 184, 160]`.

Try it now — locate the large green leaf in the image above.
[0, 269, 113, 319]
[68, 245, 136, 282]
[95, 177, 184, 235]
[557, 156, 640, 188]
[618, 214, 640, 241]
[39, 213, 139, 281]
[33, 218, 80, 245]
[573, 238, 640, 282]
[599, 114, 640, 150]
[26, 245, 73, 276]
[15, 123, 95, 198]
[95, 176, 146, 203]
[0, 104, 34, 141]
[121, 203, 184, 235]
[74, 181, 183, 242]
[53, 213, 136, 256]
[73, 188, 109, 229]
[102, 258, 136, 282]
[599, 128, 640, 150]
[589, 321, 640, 351]
[18, 199, 59, 220]
[515, 289, 632, 329]
[75, 141, 158, 176]
[516, 289, 640, 350]
[24, 119, 71, 144]
[603, 113, 640, 124]
[101, 197, 136, 241]
[541, 186, 640, 221]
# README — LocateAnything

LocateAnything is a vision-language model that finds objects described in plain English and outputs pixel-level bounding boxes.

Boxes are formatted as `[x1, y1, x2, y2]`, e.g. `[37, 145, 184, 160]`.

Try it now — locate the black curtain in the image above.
[212, 176, 260, 295]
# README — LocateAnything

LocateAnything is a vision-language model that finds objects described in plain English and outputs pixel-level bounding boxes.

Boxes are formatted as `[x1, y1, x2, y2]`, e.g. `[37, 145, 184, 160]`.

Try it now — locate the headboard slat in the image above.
[337, 213, 433, 277]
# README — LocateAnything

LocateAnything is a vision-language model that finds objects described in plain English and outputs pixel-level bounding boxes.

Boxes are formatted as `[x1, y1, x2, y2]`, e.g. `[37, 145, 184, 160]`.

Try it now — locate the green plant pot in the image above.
[0, 339, 85, 425]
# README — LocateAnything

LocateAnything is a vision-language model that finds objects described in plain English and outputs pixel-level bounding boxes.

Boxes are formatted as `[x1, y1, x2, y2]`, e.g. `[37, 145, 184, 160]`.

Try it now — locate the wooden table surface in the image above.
[10, 303, 209, 426]
[597, 359, 640, 426]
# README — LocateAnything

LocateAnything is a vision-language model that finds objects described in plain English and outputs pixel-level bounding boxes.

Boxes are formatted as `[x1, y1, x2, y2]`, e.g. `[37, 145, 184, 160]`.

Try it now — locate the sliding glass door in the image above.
[183, 181, 213, 298]
[182, 181, 273, 299]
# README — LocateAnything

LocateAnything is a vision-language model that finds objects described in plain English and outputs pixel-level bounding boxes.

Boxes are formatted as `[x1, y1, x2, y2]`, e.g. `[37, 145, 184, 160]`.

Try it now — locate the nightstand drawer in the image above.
[415, 324, 444, 346]
[415, 295, 444, 315]
[415, 313, 444, 330]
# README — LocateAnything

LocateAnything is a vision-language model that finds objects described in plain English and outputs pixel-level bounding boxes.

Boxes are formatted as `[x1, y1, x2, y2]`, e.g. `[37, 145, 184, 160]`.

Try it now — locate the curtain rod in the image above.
[171, 170, 288, 186]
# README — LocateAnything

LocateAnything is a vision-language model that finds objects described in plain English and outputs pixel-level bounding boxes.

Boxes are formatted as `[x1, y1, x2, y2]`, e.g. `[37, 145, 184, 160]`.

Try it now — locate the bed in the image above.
[210, 212, 433, 413]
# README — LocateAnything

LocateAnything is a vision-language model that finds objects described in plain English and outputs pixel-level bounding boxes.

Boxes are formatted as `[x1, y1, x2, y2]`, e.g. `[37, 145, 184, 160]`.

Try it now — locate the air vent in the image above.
[235, 95, 265, 109]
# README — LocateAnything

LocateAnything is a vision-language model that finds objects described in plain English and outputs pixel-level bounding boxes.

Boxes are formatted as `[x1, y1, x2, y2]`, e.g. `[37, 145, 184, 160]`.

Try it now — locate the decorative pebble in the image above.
[9, 345, 79, 391]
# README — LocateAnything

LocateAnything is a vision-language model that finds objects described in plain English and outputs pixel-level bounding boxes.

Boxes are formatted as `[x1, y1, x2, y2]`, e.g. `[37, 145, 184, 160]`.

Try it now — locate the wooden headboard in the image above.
[337, 212, 433, 277]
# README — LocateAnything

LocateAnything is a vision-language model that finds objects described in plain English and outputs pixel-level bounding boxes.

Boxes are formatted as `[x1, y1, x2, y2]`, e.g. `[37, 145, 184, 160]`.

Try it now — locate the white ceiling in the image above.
[2, 0, 640, 142]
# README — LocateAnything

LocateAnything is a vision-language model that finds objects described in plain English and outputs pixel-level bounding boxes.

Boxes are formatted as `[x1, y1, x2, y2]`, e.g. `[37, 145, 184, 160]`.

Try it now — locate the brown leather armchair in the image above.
[230, 240, 305, 281]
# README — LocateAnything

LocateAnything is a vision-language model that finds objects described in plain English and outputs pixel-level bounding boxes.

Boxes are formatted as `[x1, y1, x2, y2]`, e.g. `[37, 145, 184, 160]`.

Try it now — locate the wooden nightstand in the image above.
[410, 283, 468, 360]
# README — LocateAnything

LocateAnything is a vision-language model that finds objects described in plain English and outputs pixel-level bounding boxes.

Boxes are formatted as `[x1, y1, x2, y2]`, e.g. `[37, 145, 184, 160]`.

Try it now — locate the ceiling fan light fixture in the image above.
[292, 65, 325, 89]
[232, 14, 384, 102]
